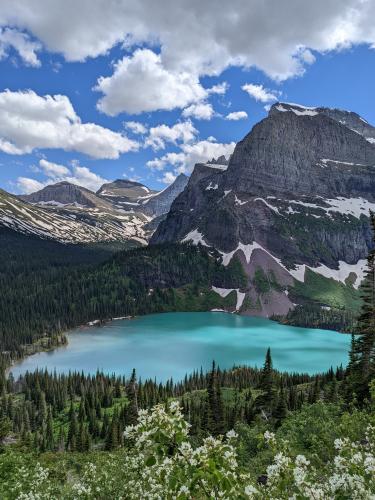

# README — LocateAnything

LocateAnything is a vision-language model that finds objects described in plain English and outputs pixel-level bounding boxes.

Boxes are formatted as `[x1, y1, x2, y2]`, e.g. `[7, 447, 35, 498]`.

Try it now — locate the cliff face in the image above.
[152, 103, 375, 317]
[97, 175, 188, 218]
[20, 182, 110, 209]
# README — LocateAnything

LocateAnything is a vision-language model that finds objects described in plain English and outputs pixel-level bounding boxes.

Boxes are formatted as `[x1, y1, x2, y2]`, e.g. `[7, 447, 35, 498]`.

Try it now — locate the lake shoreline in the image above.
[9, 312, 352, 381]
[6, 309, 351, 379]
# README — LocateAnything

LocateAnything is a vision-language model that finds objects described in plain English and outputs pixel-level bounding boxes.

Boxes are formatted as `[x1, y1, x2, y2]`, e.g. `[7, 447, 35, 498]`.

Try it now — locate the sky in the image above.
[0, 1, 375, 194]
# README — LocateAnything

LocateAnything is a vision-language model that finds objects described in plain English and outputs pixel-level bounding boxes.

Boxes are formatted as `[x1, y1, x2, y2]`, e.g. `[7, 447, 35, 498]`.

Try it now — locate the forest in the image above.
[0, 222, 374, 497]
[0, 228, 245, 357]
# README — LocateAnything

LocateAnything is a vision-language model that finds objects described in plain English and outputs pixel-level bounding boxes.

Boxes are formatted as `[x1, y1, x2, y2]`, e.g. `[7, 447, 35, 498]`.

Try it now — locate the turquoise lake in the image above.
[10, 312, 351, 381]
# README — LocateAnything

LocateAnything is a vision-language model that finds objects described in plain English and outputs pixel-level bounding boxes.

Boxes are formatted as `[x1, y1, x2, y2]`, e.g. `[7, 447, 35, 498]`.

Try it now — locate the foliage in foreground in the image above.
[0, 400, 374, 499]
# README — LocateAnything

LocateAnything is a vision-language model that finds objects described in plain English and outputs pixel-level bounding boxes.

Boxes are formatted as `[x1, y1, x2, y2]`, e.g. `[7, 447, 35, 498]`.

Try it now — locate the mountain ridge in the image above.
[152, 102, 375, 317]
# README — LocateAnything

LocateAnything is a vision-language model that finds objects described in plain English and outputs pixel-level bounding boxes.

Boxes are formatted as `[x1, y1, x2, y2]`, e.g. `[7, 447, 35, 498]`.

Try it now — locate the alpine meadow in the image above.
[0, 1, 375, 499]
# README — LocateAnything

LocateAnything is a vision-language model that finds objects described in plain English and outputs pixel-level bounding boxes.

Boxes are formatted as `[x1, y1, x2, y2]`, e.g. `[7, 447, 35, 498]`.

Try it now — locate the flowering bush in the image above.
[72, 401, 251, 499]
[69, 402, 375, 499]
[1, 402, 374, 499]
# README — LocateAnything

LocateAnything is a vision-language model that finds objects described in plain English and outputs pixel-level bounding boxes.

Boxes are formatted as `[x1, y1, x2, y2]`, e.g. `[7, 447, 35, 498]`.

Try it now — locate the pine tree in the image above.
[126, 369, 138, 425]
[273, 383, 288, 426]
[256, 348, 275, 413]
[348, 212, 375, 402]
[45, 406, 54, 450]
[207, 361, 225, 435]
[67, 401, 78, 451]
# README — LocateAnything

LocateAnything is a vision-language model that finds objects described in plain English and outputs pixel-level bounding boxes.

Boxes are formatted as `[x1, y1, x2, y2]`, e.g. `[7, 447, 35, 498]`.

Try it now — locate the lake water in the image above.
[11, 312, 351, 381]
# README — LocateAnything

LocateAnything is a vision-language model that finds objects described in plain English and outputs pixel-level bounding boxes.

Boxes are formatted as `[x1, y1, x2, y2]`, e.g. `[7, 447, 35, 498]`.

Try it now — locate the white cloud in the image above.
[147, 138, 235, 174]
[0, 89, 139, 159]
[208, 82, 229, 95]
[0, 27, 41, 67]
[124, 121, 148, 135]
[161, 171, 177, 184]
[242, 83, 279, 103]
[39, 158, 70, 177]
[145, 121, 197, 151]
[182, 103, 215, 120]
[17, 160, 109, 194]
[2, 1, 375, 81]
[17, 177, 45, 194]
[226, 111, 248, 120]
[95, 49, 207, 115]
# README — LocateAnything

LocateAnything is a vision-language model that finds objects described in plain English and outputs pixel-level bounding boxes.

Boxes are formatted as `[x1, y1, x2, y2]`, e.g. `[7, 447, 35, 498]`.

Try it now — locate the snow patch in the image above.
[181, 229, 209, 246]
[234, 195, 248, 205]
[220, 241, 264, 266]
[255, 197, 281, 214]
[204, 163, 228, 171]
[286, 197, 375, 220]
[219, 239, 367, 289]
[206, 182, 218, 191]
[211, 287, 246, 311]
[275, 103, 318, 116]
[366, 137, 375, 144]
[211, 286, 234, 298]
[289, 259, 367, 289]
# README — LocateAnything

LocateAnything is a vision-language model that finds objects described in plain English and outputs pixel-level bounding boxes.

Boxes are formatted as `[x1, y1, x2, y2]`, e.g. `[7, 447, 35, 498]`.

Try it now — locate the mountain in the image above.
[8, 174, 188, 244]
[20, 181, 113, 210]
[97, 174, 188, 218]
[0, 189, 148, 244]
[97, 179, 158, 208]
[140, 174, 189, 217]
[152, 102, 375, 318]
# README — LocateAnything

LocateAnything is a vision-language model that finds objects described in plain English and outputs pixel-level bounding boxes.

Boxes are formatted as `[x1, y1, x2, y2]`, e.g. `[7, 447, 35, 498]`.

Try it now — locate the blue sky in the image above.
[0, 1, 375, 194]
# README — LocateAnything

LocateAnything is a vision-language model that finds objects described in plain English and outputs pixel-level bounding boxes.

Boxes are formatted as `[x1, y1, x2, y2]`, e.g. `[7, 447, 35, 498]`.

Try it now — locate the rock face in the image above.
[1, 189, 148, 244]
[152, 103, 375, 317]
[20, 181, 112, 210]
[97, 174, 188, 218]
[141, 174, 189, 218]
[10, 174, 189, 244]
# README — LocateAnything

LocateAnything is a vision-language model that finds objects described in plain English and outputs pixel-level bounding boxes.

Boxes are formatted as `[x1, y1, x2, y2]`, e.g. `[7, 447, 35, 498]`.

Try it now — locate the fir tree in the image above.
[126, 369, 138, 425]
[348, 212, 375, 402]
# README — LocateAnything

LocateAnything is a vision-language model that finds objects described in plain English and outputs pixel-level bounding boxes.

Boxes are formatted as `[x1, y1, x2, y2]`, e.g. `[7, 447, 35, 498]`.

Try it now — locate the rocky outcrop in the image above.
[152, 103, 375, 317]
[97, 175, 188, 218]
[140, 174, 188, 218]
[20, 181, 113, 210]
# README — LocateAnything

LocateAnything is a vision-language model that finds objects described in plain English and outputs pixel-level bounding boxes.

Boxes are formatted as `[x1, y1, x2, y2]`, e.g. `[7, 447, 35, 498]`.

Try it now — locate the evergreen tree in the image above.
[273, 383, 288, 426]
[126, 369, 138, 425]
[348, 212, 375, 402]
[255, 348, 275, 414]
[207, 362, 225, 435]
[67, 401, 78, 451]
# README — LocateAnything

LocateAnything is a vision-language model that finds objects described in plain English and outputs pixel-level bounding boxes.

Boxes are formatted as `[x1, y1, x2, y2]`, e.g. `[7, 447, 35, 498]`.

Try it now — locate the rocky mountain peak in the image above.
[152, 103, 375, 317]
[20, 181, 100, 208]
[270, 102, 375, 143]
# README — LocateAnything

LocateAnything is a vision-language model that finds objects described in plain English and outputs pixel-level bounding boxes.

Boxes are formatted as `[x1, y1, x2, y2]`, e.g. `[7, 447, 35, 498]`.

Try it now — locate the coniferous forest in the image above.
[0, 218, 374, 497]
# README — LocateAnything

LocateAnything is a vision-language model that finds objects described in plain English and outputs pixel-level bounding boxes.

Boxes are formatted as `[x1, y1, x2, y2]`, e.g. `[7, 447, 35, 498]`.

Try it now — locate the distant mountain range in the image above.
[0, 174, 188, 244]
[152, 102, 375, 318]
[2, 102, 375, 322]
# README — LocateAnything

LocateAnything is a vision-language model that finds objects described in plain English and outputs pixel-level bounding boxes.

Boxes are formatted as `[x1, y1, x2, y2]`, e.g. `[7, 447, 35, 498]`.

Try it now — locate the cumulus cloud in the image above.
[17, 177, 45, 194]
[160, 171, 177, 184]
[242, 83, 280, 103]
[17, 159, 109, 193]
[1, 1, 375, 81]
[182, 103, 215, 120]
[0, 27, 41, 66]
[123, 121, 148, 135]
[95, 49, 207, 115]
[145, 121, 197, 151]
[0, 89, 138, 159]
[226, 111, 248, 120]
[147, 138, 235, 174]
[38, 158, 70, 178]
[208, 82, 229, 95]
